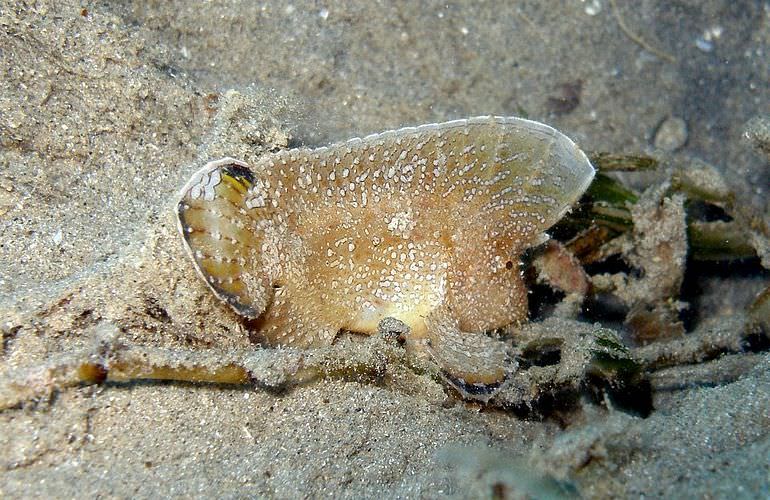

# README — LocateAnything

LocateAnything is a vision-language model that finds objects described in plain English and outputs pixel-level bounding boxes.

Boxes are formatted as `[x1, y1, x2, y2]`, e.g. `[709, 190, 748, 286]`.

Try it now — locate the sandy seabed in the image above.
[1, 1, 768, 498]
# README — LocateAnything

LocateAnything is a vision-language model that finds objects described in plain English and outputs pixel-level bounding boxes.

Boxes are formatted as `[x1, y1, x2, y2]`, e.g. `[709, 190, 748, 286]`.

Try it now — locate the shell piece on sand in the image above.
[176, 116, 594, 399]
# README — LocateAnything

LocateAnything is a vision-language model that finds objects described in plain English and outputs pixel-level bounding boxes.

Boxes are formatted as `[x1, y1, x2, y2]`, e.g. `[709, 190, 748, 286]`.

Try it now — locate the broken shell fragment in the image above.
[176, 116, 595, 399]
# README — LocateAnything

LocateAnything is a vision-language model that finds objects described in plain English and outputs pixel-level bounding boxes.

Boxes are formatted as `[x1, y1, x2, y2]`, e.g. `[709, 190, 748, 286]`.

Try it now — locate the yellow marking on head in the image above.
[221, 171, 252, 193]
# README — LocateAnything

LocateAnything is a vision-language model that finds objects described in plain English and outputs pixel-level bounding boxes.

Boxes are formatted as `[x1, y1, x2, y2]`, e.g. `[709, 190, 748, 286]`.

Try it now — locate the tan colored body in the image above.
[177, 116, 594, 397]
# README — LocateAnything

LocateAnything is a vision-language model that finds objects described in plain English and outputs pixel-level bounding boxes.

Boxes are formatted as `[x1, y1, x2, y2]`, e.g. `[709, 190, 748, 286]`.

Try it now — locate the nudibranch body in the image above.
[177, 116, 594, 398]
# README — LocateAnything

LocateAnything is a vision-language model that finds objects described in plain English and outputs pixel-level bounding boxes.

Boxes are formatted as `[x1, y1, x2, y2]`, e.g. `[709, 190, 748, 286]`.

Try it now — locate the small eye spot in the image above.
[505, 261, 514, 270]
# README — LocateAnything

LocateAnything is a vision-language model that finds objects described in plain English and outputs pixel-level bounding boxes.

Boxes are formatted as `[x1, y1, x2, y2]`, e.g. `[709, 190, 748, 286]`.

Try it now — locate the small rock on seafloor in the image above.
[654, 116, 688, 152]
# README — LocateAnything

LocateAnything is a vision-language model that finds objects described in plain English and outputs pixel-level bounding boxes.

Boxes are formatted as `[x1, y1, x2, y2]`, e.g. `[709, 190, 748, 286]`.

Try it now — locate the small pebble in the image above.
[695, 25, 723, 53]
[743, 116, 770, 157]
[694, 36, 713, 52]
[583, 0, 602, 16]
[654, 116, 688, 152]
